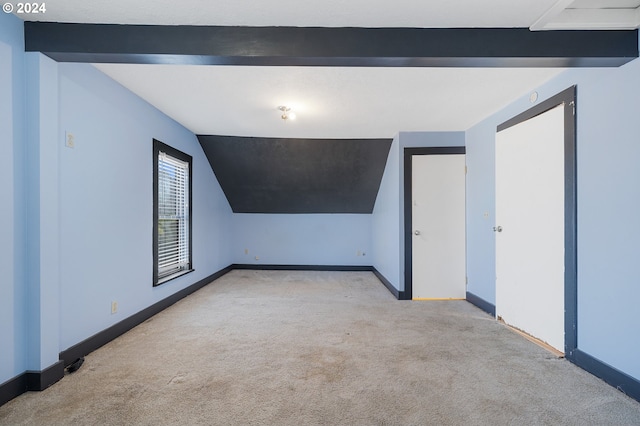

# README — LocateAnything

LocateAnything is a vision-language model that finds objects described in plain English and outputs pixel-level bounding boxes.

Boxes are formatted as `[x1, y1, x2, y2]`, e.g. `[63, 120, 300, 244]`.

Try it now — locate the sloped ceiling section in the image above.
[531, 0, 640, 30]
[198, 136, 392, 214]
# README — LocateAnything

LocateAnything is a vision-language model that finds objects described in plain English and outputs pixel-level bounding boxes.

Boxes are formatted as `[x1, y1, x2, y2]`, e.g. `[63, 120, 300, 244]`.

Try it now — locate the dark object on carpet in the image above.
[66, 358, 84, 374]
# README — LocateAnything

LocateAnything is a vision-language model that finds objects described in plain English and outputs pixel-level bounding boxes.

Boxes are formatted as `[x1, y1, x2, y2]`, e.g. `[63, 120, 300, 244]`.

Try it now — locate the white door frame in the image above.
[403, 146, 465, 301]
[495, 86, 578, 357]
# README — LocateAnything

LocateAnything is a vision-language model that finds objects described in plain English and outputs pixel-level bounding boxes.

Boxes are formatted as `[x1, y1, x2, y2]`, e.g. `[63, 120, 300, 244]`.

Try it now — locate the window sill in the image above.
[154, 269, 194, 287]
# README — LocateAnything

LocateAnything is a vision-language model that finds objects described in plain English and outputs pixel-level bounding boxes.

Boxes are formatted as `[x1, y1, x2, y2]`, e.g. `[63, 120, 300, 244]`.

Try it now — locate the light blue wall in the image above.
[57, 63, 233, 351]
[0, 12, 27, 384]
[371, 131, 465, 292]
[232, 214, 371, 266]
[372, 135, 401, 289]
[572, 59, 640, 380]
[1, 10, 234, 383]
[24, 52, 61, 371]
[464, 118, 498, 304]
[465, 68, 610, 306]
[465, 59, 640, 380]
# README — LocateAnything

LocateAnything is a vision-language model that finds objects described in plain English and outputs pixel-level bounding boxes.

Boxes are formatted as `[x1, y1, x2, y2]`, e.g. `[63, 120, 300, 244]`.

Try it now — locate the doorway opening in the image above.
[403, 146, 466, 301]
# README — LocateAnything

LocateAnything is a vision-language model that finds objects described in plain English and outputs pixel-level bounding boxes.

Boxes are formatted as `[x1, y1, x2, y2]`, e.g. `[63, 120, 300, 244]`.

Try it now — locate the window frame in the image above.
[153, 139, 193, 286]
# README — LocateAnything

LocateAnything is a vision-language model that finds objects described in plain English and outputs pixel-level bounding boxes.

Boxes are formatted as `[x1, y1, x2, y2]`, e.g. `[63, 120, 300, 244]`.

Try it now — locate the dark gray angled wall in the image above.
[198, 136, 392, 214]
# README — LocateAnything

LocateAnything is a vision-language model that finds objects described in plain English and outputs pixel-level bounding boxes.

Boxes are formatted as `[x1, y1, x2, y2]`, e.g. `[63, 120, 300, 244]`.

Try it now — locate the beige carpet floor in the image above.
[1, 270, 639, 425]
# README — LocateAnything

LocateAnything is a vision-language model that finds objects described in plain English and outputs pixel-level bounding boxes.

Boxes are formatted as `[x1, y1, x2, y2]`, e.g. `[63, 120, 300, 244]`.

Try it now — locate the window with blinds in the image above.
[153, 140, 193, 285]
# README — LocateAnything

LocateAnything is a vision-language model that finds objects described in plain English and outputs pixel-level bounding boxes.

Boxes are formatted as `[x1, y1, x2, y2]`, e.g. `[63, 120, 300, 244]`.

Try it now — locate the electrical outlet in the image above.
[111, 301, 118, 314]
[255, 256, 260, 261]
[357, 250, 362, 256]
[244, 248, 249, 255]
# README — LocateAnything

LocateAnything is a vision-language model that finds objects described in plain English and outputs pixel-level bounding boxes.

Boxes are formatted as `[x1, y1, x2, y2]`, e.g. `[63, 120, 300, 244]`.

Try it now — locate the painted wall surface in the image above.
[573, 58, 640, 380]
[57, 63, 233, 351]
[24, 52, 61, 371]
[371, 132, 465, 292]
[371, 135, 401, 289]
[464, 119, 498, 304]
[465, 59, 640, 380]
[465, 68, 613, 307]
[231, 214, 371, 266]
[0, 12, 27, 384]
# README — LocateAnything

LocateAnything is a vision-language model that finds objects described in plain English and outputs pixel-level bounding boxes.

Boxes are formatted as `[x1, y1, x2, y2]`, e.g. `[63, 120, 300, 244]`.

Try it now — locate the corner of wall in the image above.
[0, 10, 28, 385]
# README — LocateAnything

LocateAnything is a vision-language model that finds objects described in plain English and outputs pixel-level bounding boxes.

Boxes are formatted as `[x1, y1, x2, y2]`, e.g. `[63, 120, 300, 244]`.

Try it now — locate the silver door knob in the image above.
[414, 230, 421, 236]
[493, 226, 503, 232]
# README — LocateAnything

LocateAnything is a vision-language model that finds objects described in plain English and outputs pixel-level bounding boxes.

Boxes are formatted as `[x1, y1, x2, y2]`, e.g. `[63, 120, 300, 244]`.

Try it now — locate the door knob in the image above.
[414, 230, 421, 236]
[493, 226, 503, 232]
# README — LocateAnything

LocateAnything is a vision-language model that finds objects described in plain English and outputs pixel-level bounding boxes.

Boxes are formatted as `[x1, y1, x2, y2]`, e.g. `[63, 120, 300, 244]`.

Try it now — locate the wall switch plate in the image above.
[244, 248, 249, 255]
[111, 301, 118, 314]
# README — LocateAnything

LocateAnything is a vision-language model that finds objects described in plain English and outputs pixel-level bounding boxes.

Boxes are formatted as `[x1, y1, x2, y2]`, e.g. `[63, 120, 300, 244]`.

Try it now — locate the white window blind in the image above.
[157, 151, 190, 279]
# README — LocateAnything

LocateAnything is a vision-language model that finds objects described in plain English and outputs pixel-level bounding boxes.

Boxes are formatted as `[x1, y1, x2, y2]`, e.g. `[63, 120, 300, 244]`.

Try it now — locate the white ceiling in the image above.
[21, 0, 626, 137]
[93, 64, 562, 138]
[25, 0, 559, 27]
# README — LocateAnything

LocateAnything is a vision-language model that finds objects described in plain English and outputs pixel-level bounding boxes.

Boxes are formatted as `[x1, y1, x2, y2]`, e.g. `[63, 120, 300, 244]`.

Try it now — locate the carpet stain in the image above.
[299, 348, 348, 383]
[194, 378, 234, 399]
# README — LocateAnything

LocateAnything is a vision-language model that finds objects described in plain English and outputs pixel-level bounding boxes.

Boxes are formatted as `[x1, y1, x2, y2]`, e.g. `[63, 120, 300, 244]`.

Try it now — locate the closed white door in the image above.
[412, 154, 466, 300]
[495, 104, 565, 353]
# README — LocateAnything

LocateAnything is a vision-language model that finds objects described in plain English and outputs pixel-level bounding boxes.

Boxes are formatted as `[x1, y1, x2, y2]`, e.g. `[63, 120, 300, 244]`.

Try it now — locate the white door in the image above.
[495, 104, 565, 353]
[412, 154, 466, 300]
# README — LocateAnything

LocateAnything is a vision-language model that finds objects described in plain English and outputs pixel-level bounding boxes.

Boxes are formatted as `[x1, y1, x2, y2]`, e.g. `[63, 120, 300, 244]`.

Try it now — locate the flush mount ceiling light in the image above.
[278, 106, 296, 121]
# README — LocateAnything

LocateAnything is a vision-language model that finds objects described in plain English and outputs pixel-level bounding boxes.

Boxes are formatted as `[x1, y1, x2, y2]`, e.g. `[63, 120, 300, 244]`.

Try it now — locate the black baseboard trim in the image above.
[26, 360, 65, 392]
[570, 349, 640, 403]
[465, 291, 496, 317]
[0, 360, 66, 406]
[59, 266, 233, 366]
[5, 266, 640, 408]
[397, 290, 410, 301]
[0, 373, 26, 406]
[60, 264, 373, 366]
[231, 264, 372, 272]
[372, 267, 405, 300]
[232, 264, 408, 299]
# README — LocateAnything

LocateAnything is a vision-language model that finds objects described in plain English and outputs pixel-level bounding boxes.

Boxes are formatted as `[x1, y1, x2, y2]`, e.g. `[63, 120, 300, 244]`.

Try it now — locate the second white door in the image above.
[411, 154, 466, 300]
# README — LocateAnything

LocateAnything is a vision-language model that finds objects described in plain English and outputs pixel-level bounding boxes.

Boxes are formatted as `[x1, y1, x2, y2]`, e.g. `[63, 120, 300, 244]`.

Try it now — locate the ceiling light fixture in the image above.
[278, 106, 296, 121]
